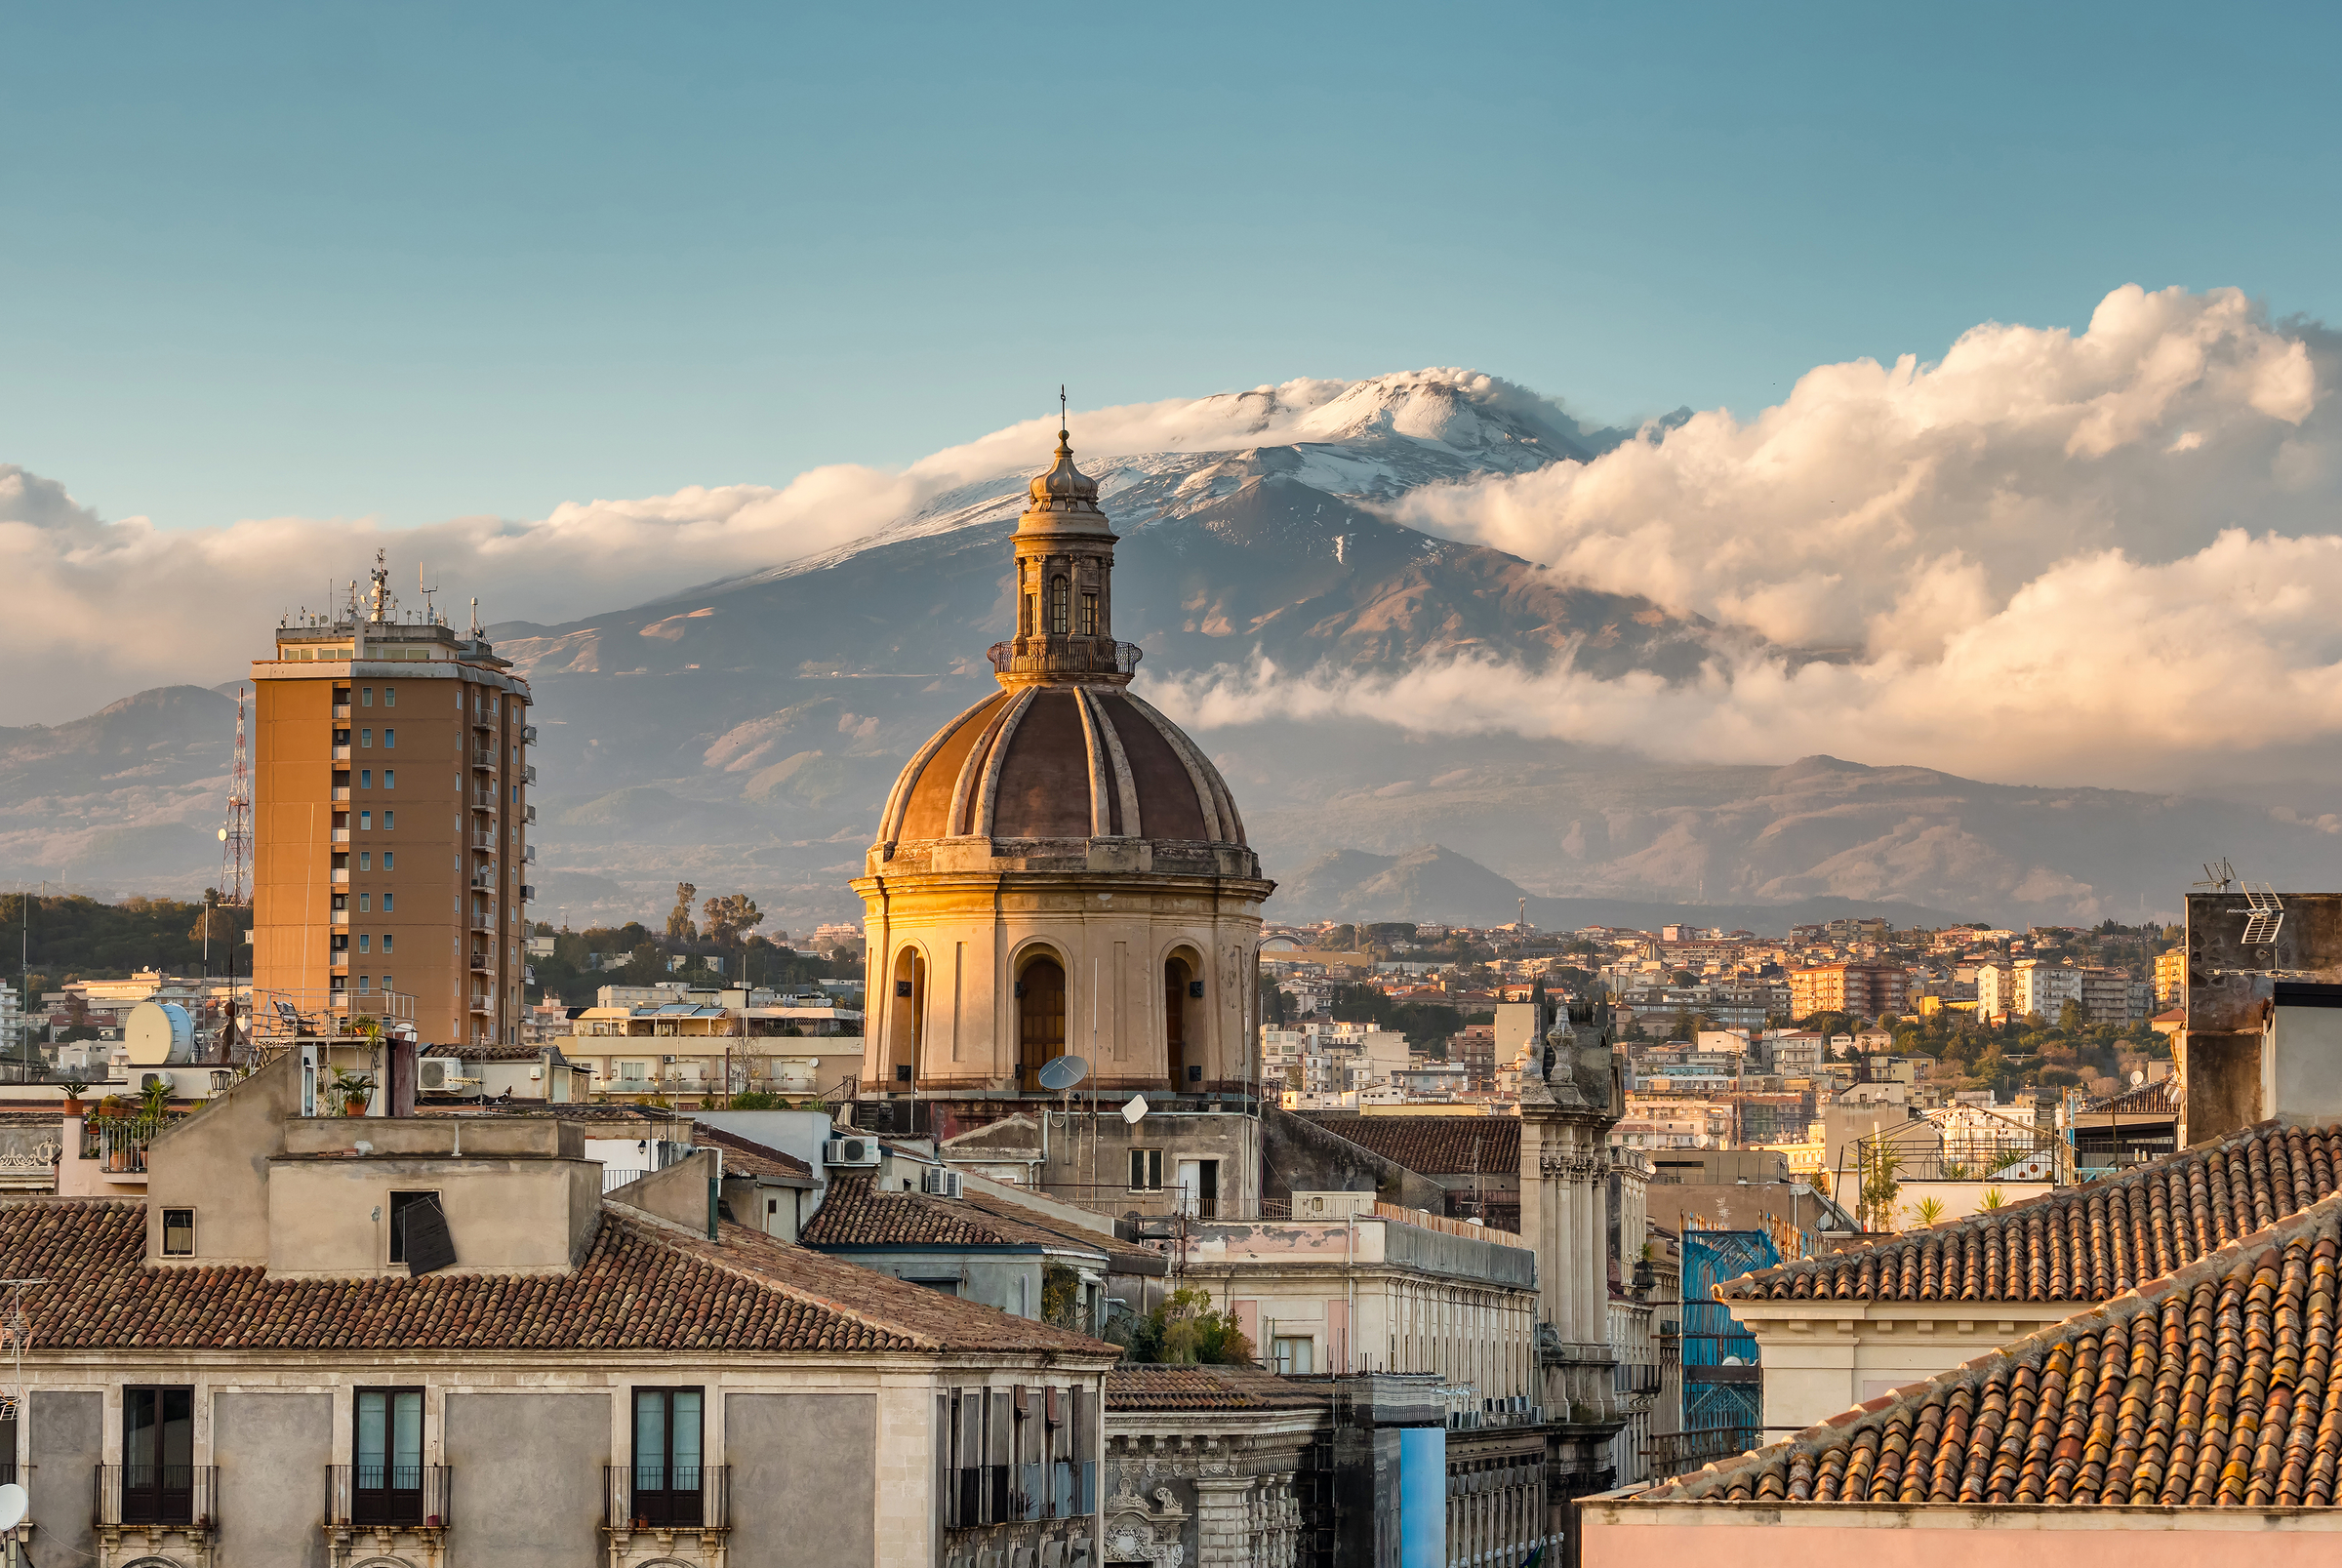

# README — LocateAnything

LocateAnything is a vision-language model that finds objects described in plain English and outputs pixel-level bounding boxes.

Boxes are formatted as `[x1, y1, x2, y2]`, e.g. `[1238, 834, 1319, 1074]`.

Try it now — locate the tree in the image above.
[702, 892, 763, 949]
[1908, 1196, 1947, 1227]
[1119, 1287, 1255, 1366]
[1670, 968, 1698, 987]
[2058, 997, 2090, 1031]
[666, 883, 698, 944]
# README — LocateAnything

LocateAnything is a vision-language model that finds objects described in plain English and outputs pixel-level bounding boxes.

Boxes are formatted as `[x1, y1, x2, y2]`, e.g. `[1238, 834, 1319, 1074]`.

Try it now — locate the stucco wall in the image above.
[216, 1390, 333, 1568]
[1262, 1106, 1445, 1214]
[1736, 1304, 2086, 1432]
[266, 1153, 597, 1274]
[444, 1391, 607, 1567]
[146, 1047, 303, 1264]
[729, 1392, 878, 1566]
[1581, 1500, 2342, 1566]
[29, 1388, 99, 1564]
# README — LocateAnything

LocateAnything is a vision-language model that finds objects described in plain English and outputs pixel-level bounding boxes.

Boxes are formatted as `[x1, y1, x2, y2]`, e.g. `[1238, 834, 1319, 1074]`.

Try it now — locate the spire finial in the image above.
[1059, 384, 1069, 442]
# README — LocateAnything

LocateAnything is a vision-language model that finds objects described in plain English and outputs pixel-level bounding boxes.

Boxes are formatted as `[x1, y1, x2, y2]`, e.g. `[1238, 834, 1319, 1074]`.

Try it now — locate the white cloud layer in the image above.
[8, 284, 2342, 790]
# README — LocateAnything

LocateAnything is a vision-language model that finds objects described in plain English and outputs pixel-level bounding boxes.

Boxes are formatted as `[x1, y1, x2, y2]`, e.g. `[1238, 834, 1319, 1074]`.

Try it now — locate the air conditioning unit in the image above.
[138, 1070, 174, 1095]
[920, 1167, 963, 1198]
[824, 1137, 880, 1167]
[417, 1057, 474, 1093]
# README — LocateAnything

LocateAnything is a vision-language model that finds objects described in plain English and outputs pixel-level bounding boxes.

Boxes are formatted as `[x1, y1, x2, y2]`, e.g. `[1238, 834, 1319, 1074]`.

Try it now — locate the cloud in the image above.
[0, 371, 1541, 724]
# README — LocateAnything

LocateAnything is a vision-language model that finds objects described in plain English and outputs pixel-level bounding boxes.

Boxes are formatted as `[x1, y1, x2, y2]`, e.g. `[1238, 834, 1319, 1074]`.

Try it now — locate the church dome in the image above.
[878, 685, 1247, 848]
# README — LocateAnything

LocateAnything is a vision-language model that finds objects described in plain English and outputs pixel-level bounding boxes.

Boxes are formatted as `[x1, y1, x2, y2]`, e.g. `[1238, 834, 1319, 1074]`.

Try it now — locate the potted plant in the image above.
[60, 1073, 90, 1116]
[333, 1070, 376, 1117]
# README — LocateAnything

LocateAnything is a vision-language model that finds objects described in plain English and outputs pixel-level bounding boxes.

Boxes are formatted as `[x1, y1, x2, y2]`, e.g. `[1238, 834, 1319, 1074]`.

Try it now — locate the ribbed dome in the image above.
[879, 686, 1246, 847]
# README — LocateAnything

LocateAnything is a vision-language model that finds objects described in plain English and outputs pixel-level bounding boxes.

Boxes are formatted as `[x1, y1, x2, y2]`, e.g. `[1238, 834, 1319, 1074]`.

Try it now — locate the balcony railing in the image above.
[605, 1464, 728, 1532]
[94, 1464, 218, 1529]
[472, 749, 498, 769]
[1643, 1426, 1758, 1476]
[327, 1464, 453, 1529]
[986, 637, 1143, 678]
[520, 884, 536, 903]
[80, 1112, 182, 1173]
[944, 1461, 1096, 1528]
[469, 954, 490, 973]
[522, 725, 538, 744]
[522, 765, 537, 784]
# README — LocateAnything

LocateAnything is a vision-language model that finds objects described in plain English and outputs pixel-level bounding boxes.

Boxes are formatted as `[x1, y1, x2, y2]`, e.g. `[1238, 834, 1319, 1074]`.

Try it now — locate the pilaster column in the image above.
[1191, 1475, 1255, 1568]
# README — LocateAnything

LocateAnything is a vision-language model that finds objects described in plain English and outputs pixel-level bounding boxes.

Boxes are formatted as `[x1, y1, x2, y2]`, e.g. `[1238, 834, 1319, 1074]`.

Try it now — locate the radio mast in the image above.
[220, 690, 253, 907]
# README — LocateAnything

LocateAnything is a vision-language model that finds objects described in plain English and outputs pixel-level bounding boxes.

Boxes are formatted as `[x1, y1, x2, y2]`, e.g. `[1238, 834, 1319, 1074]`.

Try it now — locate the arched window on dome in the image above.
[1017, 951, 1066, 1091]
[1047, 576, 1070, 636]
[1078, 590, 1099, 637]
[889, 946, 925, 1087]
[1165, 950, 1203, 1090]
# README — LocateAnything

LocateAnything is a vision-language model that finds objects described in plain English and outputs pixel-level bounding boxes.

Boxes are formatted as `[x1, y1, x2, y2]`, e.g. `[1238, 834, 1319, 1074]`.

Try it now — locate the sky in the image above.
[7, 1, 2342, 535]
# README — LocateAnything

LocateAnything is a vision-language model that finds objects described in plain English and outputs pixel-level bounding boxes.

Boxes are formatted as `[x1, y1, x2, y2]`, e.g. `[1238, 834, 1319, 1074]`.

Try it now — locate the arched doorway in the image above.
[889, 946, 924, 1088]
[1017, 953, 1066, 1091]
[1165, 953, 1199, 1089]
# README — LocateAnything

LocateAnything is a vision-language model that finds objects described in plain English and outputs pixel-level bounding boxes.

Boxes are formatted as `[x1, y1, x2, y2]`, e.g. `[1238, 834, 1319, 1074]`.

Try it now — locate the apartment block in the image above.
[1786, 962, 1908, 1022]
[252, 566, 535, 1047]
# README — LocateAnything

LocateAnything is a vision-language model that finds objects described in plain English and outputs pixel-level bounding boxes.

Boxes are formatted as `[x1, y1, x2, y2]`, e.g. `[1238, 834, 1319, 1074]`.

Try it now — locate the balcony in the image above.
[605, 1464, 729, 1534]
[468, 996, 493, 1014]
[327, 1463, 454, 1530]
[523, 804, 537, 824]
[332, 744, 352, 761]
[331, 869, 350, 885]
[469, 954, 490, 973]
[332, 786, 350, 802]
[80, 1111, 182, 1177]
[472, 749, 498, 769]
[520, 884, 536, 903]
[987, 636, 1144, 679]
[522, 725, 538, 744]
[333, 908, 349, 926]
[469, 872, 494, 890]
[331, 828, 350, 844]
[95, 1464, 219, 1530]
[334, 704, 352, 721]
[522, 765, 537, 784]
[522, 845, 536, 864]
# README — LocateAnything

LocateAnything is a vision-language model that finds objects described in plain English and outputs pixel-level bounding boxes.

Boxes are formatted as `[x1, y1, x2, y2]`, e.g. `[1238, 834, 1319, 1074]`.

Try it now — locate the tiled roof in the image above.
[693, 1122, 814, 1179]
[2082, 1077, 2180, 1115]
[1649, 1195, 2342, 1507]
[801, 1173, 1111, 1258]
[0, 1197, 1110, 1356]
[1302, 1114, 1518, 1176]
[1106, 1365, 1327, 1412]
[1723, 1121, 2339, 1303]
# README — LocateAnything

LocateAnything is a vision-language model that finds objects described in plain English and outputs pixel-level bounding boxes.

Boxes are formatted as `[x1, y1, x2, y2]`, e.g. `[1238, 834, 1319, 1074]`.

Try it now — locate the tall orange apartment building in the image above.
[251, 563, 535, 1047]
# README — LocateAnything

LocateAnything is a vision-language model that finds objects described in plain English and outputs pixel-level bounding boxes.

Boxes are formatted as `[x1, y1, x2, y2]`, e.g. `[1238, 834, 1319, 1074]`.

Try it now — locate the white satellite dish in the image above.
[126, 1001, 194, 1066]
[1037, 1055, 1089, 1092]
[0, 1481, 25, 1533]
[1120, 1094, 1149, 1126]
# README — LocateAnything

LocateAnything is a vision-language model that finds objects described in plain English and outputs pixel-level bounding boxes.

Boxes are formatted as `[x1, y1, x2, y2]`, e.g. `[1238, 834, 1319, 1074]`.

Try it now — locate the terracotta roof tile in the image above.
[1722, 1121, 2338, 1303]
[1106, 1365, 1328, 1412]
[1648, 1191, 2342, 1508]
[801, 1173, 1110, 1258]
[0, 1196, 1110, 1356]
[693, 1122, 814, 1179]
[1302, 1114, 1518, 1176]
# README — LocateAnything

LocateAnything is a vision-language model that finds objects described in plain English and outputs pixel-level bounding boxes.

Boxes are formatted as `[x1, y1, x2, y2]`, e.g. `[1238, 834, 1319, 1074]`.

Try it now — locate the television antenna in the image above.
[0, 1278, 42, 1425]
[2194, 859, 2236, 893]
[419, 563, 441, 625]
[2239, 883, 2285, 948]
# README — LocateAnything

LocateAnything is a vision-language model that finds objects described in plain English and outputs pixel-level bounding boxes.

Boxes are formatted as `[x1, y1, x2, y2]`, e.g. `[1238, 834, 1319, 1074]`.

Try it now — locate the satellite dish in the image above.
[0, 1482, 25, 1533]
[2131, 1069, 2145, 1087]
[126, 1001, 194, 1066]
[1036, 1055, 1089, 1091]
[217, 826, 228, 842]
[1120, 1094, 1149, 1126]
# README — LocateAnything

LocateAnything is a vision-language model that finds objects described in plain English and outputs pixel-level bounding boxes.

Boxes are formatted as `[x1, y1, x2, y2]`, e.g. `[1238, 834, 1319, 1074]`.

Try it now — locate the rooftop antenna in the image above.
[419, 563, 440, 625]
[2194, 859, 2235, 893]
[218, 690, 252, 907]
[367, 548, 393, 623]
[469, 596, 480, 638]
[2240, 883, 2285, 949]
[1059, 384, 1068, 435]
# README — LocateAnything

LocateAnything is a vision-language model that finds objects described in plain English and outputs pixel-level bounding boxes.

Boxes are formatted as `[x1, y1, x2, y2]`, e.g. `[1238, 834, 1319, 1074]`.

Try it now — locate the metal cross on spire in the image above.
[1060, 384, 1068, 433]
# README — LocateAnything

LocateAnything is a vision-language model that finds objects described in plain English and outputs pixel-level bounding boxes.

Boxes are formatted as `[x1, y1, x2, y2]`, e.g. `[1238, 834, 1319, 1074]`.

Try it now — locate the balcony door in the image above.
[355, 1387, 424, 1524]
[123, 1386, 193, 1524]
[631, 1387, 704, 1527]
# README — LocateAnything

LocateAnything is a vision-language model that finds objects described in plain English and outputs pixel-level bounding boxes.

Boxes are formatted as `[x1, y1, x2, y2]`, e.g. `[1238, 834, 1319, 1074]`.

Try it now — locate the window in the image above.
[383, 893, 393, 912]
[1079, 591, 1099, 636]
[359, 811, 371, 830]
[383, 974, 393, 993]
[384, 686, 395, 706]
[387, 1190, 442, 1266]
[908, 1277, 961, 1295]
[631, 1387, 706, 1527]
[361, 729, 373, 747]
[382, 935, 393, 954]
[359, 853, 371, 870]
[121, 1386, 194, 1524]
[353, 1387, 424, 1524]
[360, 769, 372, 788]
[1128, 1148, 1162, 1191]
[361, 687, 374, 705]
[358, 935, 371, 953]
[384, 811, 394, 830]
[1021, 592, 1035, 636]
[1272, 1336, 1315, 1375]
[384, 728, 395, 747]
[358, 894, 370, 911]
[357, 975, 371, 991]
[1047, 576, 1070, 634]
[383, 853, 394, 870]
[384, 770, 395, 788]
[161, 1208, 194, 1257]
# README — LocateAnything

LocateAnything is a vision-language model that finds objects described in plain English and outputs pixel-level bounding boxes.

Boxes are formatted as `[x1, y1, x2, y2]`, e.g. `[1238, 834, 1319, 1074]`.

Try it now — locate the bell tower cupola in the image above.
[989, 419, 1137, 687]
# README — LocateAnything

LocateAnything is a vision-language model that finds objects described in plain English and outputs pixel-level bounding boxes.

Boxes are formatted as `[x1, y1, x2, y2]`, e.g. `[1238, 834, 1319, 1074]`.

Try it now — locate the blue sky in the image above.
[6, 0, 2338, 532]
